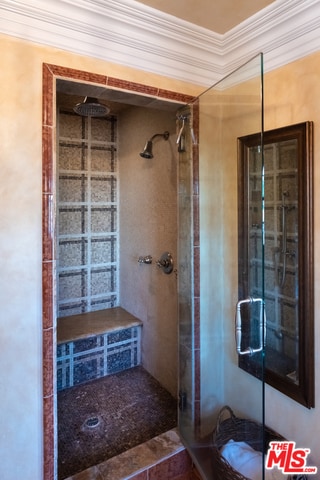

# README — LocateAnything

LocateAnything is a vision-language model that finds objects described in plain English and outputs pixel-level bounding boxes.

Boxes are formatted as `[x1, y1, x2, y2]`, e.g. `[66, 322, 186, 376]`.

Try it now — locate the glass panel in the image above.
[178, 54, 265, 479]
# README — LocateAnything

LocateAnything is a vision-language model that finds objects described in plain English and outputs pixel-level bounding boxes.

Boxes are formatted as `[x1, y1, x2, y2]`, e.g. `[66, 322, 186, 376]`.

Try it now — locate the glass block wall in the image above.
[57, 110, 118, 317]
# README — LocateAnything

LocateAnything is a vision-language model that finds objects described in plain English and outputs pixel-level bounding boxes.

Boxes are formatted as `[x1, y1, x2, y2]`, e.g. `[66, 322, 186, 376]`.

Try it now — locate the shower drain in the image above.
[82, 415, 103, 432]
[85, 416, 100, 428]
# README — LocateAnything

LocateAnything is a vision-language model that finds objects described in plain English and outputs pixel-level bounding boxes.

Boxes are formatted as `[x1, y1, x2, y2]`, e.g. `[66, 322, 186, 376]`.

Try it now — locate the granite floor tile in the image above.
[58, 366, 177, 479]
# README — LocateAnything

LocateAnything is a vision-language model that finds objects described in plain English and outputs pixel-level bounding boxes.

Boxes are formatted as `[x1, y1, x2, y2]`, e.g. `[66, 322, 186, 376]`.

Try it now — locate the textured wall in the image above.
[118, 105, 178, 397]
[263, 55, 320, 470]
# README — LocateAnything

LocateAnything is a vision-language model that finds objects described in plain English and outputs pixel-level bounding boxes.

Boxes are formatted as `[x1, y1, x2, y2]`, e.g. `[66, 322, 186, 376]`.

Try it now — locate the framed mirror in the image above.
[237, 122, 314, 408]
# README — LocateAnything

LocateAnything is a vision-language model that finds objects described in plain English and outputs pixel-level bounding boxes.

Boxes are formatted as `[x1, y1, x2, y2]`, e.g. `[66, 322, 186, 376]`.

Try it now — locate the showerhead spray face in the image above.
[73, 97, 110, 117]
[140, 140, 154, 159]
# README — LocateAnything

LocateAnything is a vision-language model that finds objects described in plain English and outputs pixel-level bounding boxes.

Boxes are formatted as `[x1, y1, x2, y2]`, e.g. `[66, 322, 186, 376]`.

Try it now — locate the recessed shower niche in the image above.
[55, 80, 184, 396]
[50, 73, 194, 478]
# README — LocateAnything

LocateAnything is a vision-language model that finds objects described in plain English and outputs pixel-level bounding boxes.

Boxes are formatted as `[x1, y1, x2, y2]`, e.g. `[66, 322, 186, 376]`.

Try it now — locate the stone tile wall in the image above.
[57, 110, 118, 317]
[57, 326, 141, 390]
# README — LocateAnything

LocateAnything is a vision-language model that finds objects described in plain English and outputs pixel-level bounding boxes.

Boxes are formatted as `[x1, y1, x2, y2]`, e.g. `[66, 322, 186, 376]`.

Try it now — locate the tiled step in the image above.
[64, 429, 199, 480]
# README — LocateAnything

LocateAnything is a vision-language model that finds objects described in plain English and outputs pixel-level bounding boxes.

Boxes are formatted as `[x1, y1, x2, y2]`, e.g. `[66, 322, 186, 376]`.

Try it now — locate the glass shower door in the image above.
[178, 54, 266, 479]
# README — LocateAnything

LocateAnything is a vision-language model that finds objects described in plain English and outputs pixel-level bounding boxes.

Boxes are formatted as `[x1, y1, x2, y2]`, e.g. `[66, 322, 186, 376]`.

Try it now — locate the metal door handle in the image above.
[235, 297, 266, 356]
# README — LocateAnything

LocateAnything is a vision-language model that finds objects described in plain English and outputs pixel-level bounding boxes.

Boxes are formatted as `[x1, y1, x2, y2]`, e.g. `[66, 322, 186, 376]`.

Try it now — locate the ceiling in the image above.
[135, 0, 276, 34]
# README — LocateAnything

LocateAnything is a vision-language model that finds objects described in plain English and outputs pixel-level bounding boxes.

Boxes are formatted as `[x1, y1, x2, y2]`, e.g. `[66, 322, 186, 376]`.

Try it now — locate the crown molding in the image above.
[223, 0, 320, 75]
[1, 0, 320, 86]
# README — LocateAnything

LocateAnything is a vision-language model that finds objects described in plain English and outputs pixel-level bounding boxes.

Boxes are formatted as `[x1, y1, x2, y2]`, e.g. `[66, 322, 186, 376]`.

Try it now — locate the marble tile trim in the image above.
[45, 64, 195, 106]
[42, 62, 57, 480]
[42, 62, 197, 480]
[65, 429, 190, 480]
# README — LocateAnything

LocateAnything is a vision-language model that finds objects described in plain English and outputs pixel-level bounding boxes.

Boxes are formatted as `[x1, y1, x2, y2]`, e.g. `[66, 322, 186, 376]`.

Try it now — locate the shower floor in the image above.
[58, 366, 177, 480]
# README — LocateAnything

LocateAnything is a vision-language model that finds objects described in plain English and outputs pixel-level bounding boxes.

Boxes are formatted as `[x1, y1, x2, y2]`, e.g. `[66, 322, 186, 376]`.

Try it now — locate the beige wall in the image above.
[0, 34, 200, 480]
[119, 105, 178, 396]
[264, 52, 320, 469]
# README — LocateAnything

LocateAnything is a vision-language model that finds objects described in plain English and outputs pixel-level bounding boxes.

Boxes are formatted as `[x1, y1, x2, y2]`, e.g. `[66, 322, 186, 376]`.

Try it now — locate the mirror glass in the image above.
[237, 122, 314, 408]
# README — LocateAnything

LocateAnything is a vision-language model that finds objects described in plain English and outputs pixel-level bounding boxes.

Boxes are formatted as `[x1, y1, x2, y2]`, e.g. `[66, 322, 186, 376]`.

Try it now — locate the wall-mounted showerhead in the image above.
[73, 96, 110, 117]
[140, 131, 169, 159]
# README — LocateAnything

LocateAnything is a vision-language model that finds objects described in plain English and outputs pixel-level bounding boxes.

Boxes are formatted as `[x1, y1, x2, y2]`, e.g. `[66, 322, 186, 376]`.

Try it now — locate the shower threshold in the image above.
[64, 428, 190, 480]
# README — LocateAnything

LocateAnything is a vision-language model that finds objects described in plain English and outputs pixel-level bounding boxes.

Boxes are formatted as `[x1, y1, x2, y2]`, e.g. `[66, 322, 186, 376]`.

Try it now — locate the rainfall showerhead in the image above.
[73, 96, 110, 117]
[140, 131, 169, 159]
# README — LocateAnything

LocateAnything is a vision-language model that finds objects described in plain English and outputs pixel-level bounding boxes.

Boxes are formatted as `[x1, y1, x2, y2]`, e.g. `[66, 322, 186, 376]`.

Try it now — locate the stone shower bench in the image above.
[57, 307, 142, 391]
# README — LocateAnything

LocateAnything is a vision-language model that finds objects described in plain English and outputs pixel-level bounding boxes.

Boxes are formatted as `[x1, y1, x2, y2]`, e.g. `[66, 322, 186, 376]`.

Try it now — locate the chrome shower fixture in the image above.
[73, 96, 110, 117]
[176, 116, 186, 145]
[156, 252, 174, 274]
[138, 255, 153, 264]
[176, 113, 197, 151]
[140, 131, 170, 159]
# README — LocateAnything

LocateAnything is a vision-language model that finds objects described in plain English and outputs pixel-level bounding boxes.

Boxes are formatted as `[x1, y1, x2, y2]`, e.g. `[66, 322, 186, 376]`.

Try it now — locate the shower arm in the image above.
[150, 132, 169, 142]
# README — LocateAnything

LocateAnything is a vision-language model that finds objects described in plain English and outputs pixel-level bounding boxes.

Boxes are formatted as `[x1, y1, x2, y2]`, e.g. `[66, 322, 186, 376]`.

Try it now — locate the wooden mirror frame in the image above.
[237, 122, 314, 408]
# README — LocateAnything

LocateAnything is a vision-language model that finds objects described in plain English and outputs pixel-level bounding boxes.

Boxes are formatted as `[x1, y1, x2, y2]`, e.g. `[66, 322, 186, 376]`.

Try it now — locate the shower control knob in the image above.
[156, 252, 174, 274]
[138, 255, 153, 264]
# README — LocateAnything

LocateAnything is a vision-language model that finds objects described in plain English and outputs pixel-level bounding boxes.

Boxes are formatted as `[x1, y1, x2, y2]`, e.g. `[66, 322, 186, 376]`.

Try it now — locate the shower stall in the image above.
[55, 88, 180, 396]
[55, 86, 184, 477]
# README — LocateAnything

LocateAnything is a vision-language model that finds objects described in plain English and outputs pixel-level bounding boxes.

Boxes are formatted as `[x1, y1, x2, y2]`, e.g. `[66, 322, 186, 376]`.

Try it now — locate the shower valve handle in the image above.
[156, 252, 174, 274]
[138, 255, 152, 264]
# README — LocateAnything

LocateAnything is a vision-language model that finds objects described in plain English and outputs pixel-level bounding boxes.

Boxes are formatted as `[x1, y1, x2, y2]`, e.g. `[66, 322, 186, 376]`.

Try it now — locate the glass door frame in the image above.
[178, 53, 266, 479]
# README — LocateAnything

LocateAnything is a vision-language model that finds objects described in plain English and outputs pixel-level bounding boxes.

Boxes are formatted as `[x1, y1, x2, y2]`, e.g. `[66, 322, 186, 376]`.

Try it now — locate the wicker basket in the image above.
[211, 405, 288, 480]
